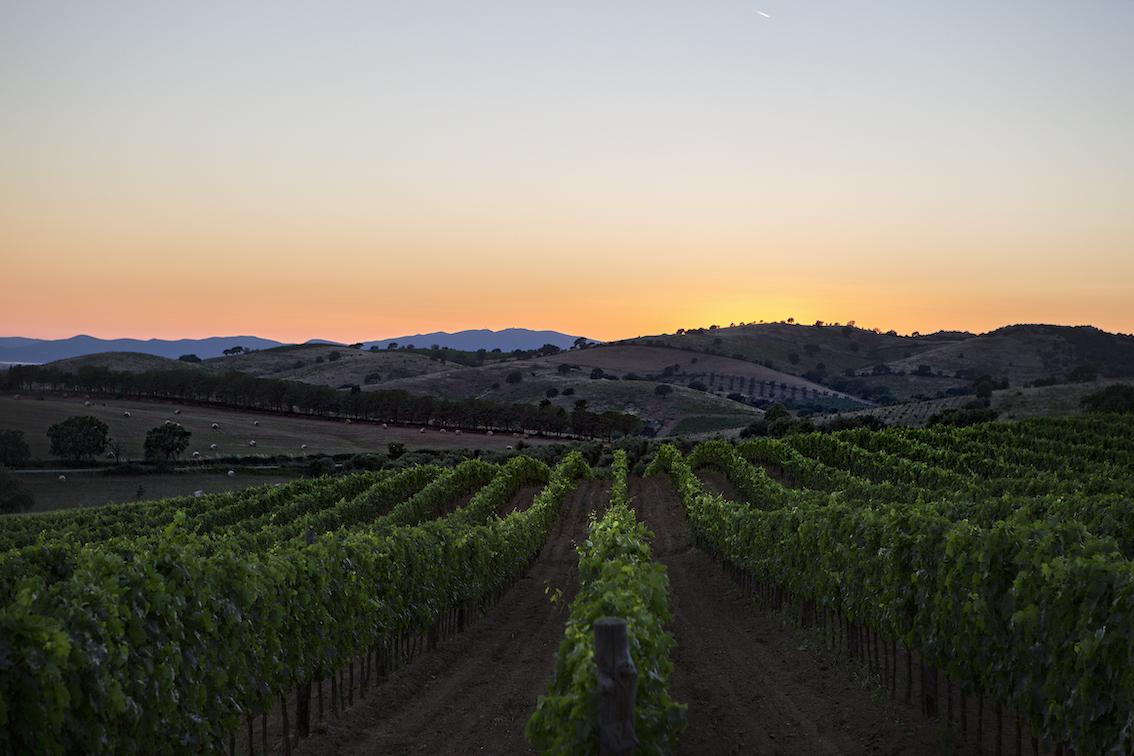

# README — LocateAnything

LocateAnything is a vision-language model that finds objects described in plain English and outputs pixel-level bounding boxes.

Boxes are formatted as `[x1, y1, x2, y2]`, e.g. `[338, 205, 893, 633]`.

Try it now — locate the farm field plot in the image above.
[0, 393, 555, 461]
[16, 469, 300, 513]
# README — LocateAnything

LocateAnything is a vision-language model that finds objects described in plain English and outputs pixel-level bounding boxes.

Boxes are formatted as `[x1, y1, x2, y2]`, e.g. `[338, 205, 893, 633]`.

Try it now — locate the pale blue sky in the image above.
[2, 1, 1132, 339]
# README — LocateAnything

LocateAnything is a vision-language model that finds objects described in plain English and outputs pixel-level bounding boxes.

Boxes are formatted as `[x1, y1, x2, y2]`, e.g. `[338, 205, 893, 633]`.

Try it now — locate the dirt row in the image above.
[298, 479, 609, 754]
[294, 470, 951, 755]
[632, 474, 948, 755]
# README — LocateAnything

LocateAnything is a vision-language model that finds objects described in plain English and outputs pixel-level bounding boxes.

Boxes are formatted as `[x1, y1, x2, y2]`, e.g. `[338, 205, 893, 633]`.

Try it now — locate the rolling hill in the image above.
[0, 328, 589, 365]
[376, 353, 764, 436]
[47, 351, 202, 374]
[361, 328, 591, 352]
[879, 325, 1134, 384]
[829, 379, 1134, 427]
[0, 335, 283, 364]
[625, 322, 1134, 401]
[203, 344, 455, 387]
[17, 322, 1134, 435]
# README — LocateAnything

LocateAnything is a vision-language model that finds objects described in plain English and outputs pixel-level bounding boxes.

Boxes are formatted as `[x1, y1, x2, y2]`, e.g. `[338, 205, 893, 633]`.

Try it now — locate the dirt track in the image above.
[299, 478, 609, 755]
[631, 474, 947, 755]
[697, 468, 741, 500]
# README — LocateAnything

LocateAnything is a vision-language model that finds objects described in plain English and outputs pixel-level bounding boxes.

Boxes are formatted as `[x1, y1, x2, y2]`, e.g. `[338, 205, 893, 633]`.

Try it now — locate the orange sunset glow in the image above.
[2, 1, 1132, 342]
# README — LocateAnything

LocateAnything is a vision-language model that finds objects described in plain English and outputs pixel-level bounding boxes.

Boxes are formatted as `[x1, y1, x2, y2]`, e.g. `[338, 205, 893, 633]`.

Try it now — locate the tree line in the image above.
[5, 364, 640, 439]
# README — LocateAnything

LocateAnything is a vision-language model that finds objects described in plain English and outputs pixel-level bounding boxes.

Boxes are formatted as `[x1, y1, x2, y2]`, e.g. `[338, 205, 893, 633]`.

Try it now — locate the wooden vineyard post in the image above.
[594, 617, 638, 756]
[297, 528, 315, 738]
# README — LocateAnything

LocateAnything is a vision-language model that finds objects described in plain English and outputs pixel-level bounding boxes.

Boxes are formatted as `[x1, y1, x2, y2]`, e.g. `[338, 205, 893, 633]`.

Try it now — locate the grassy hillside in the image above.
[206, 344, 454, 387]
[626, 323, 955, 378]
[827, 379, 1130, 427]
[627, 322, 1134, 402]
[30, 323, 1134, 431]
[378, 350, 765, 435]
[543, 344, 854, 399]
[881, 325, 1134, 384]
[48, 351, 198, 374]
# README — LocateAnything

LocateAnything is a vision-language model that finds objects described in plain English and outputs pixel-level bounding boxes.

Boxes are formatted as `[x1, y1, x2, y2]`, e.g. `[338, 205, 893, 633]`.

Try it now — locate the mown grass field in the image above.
[669, 414, 754, 435]
[16, 470, 300, 513]
[0, 393, 555, 462]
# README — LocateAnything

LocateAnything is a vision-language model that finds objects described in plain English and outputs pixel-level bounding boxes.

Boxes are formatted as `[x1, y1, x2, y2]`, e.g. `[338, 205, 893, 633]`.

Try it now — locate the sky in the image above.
[2, 0, 1132, 342]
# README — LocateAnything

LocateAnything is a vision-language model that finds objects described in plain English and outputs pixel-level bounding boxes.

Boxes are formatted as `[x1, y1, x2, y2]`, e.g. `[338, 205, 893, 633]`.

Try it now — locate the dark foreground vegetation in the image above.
[2, 414, 1133, 753]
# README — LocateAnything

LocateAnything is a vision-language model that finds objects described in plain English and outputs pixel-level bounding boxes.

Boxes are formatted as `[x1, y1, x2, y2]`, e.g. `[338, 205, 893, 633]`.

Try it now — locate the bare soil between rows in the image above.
[631, 474, 950, 755]
[696, 468, 742, 501]
[297, 478, 610, 755]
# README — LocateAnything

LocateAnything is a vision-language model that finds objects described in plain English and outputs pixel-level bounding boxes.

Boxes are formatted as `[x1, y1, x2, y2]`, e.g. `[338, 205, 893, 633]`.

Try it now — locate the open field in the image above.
[16, 469, 301, 513]
[0, 393, 556, 462]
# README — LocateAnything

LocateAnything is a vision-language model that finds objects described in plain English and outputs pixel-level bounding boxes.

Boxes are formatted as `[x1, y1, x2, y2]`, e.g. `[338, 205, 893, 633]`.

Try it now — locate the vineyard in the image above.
[1, 415, 1132, 753]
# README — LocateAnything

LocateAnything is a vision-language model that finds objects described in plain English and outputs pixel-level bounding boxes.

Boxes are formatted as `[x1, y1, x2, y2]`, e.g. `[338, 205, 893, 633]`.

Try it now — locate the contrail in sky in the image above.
[757, 10, 771, 18]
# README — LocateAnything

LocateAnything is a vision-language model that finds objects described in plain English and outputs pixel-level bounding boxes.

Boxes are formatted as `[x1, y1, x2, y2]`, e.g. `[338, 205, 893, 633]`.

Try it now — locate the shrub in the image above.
[927, 407, 999, 427]
[143, 424, 192, 468]
[1067, 365, 1098, 383]
[0, 467, 35, 514]
[1081, 384, 1134, 414]
[47, 416, 109, 463]
[0, 429, 31, 467]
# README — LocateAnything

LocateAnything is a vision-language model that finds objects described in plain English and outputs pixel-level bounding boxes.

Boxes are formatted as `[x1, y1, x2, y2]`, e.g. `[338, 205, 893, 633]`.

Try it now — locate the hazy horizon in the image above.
[3, 318, 1131, 348]
[3, 1, 1132, 340]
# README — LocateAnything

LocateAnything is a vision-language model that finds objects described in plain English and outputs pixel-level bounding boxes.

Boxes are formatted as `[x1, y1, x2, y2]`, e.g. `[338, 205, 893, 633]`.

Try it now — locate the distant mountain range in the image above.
[0, 329, 591, 364]
[0, 335, 284, 364]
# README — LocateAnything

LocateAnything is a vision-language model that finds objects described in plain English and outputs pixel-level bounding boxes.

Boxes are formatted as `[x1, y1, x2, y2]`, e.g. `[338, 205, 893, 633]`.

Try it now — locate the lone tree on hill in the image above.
[144, 424, 191, 468]
[0, 430, 31, 468]
[47, 416, 109, 463]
